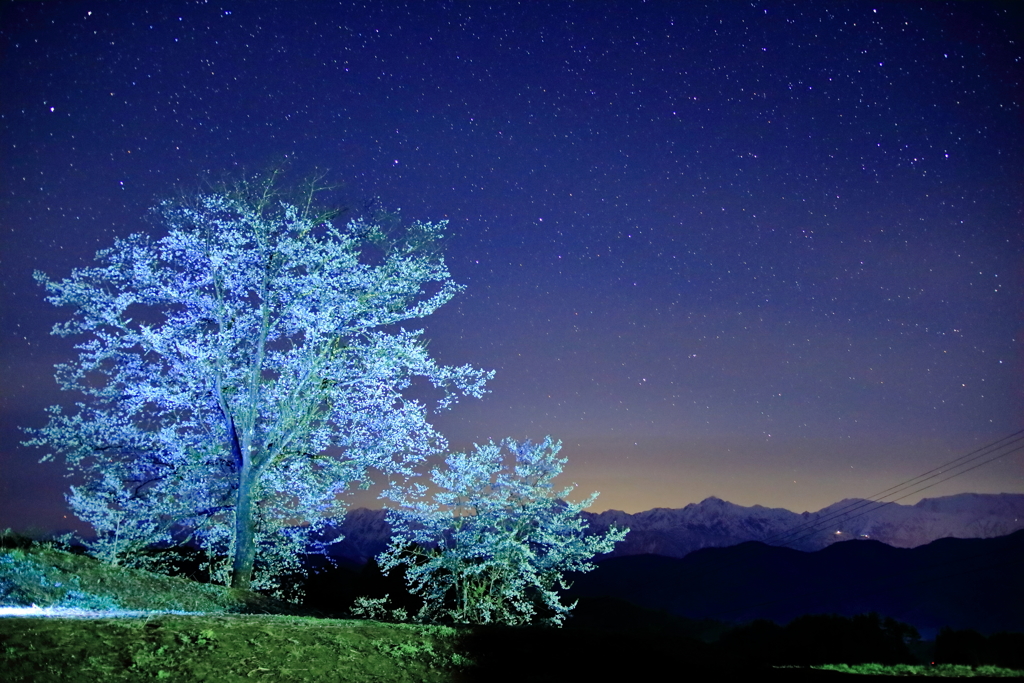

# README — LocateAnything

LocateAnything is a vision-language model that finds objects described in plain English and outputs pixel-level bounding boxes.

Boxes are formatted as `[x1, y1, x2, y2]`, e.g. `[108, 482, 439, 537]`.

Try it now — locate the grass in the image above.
[2, 540, 1023, 681]
[2, 614, 469, 683]
[0, 542, 470, 682]
[0, 542, 302, 615]
[814, 663, 1024, 677]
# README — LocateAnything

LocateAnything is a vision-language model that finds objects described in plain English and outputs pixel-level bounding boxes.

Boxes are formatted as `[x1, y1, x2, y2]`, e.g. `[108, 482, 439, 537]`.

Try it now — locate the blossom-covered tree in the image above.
[378, 437, 628, 626]
[22, 173, 493, 592]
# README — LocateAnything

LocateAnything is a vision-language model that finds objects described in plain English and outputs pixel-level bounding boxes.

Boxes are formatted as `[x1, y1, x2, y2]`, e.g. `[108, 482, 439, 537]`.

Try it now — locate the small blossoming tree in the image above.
[378, 437, 628, 626]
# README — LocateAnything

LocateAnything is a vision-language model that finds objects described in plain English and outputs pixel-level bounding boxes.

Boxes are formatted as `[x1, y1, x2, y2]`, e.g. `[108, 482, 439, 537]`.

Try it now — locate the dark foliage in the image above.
[935, 628, 1024, 669]
[293, 554, 360, 617]
[0, 531, 36, 551]
[567, 530, 1024, 635]
[565, 595, 730, 641]
[294, 555, 426, 619]
[719, 613, 919, 666]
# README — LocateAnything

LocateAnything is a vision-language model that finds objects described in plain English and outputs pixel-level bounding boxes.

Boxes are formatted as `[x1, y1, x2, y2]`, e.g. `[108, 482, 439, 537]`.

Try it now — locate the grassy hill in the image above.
[2, 539, 1022, 682]
[0, 541, 300, 615]
[0, 540, 470, 682]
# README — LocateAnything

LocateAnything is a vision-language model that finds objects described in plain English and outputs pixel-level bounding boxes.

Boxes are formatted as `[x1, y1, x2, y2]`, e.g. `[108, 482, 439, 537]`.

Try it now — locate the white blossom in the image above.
[378, 437, 628, 626]
[22, 178, 493, 595]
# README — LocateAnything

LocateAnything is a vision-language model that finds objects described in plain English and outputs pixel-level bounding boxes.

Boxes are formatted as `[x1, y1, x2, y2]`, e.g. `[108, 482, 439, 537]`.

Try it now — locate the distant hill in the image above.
[564, 530, 1024, 638]
[318, 492, 1024, 565]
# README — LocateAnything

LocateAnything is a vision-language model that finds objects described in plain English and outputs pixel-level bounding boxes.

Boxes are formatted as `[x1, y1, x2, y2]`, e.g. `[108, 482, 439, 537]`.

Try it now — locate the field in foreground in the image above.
[815, 664, 1024, 678]
[2, 541, 1022, 681]
[5, 613, 1024, 682]
[1, 613, 467, 683]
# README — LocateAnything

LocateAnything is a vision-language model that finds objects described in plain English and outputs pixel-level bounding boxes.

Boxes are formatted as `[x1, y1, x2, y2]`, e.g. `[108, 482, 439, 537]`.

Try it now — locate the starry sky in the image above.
[1, 1, 1022, 535]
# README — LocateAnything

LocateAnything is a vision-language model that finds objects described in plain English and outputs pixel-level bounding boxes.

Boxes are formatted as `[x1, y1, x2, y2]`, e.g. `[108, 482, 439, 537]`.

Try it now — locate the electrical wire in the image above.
[760, 429, 1024, 548]
[581, 428, 1024, 626]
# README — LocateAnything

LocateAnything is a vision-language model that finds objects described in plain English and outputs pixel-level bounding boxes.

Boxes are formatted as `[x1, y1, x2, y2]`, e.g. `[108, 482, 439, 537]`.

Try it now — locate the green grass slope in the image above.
[0, 543, 304, 615]
[0, 543, 470, 682]
[2, 614, 468, 683]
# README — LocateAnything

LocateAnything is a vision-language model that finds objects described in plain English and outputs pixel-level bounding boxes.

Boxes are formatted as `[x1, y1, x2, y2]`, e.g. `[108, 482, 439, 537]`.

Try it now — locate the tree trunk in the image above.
[230, 468, 258, 590]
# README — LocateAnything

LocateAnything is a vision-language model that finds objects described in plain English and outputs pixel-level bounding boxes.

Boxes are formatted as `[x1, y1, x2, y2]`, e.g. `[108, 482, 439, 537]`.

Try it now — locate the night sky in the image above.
[2, 1, 1022, 535]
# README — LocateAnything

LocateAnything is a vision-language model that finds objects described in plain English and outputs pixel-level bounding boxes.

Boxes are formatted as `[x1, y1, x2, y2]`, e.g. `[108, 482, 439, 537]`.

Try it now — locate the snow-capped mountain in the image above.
[582, 492, 1024, 558]
[318, 492, 1024, 565]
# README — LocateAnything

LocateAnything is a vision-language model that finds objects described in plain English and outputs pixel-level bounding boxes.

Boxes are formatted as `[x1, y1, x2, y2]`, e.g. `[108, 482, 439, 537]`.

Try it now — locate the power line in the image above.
[578, 428, 1024, 628]
[761, 429, 1024, 548]
[764, 429, 1024, 546]
[769, 441, 1024, 550]
[595, 428, 1024, 625]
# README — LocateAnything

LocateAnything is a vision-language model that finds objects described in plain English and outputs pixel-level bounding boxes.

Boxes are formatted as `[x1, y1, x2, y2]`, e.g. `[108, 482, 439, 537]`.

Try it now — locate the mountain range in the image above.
[564, 530, 1024, 637]
[320, 492, 1024, 566]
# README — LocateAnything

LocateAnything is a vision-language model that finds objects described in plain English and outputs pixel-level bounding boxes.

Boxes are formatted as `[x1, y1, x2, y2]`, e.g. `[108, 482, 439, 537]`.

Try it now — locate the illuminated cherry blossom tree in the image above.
[23, 173, 492, 592]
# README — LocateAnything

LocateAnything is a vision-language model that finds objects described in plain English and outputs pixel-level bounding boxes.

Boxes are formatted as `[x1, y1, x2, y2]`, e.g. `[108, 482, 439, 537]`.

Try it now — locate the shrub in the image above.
[379, 437, 628, 626]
